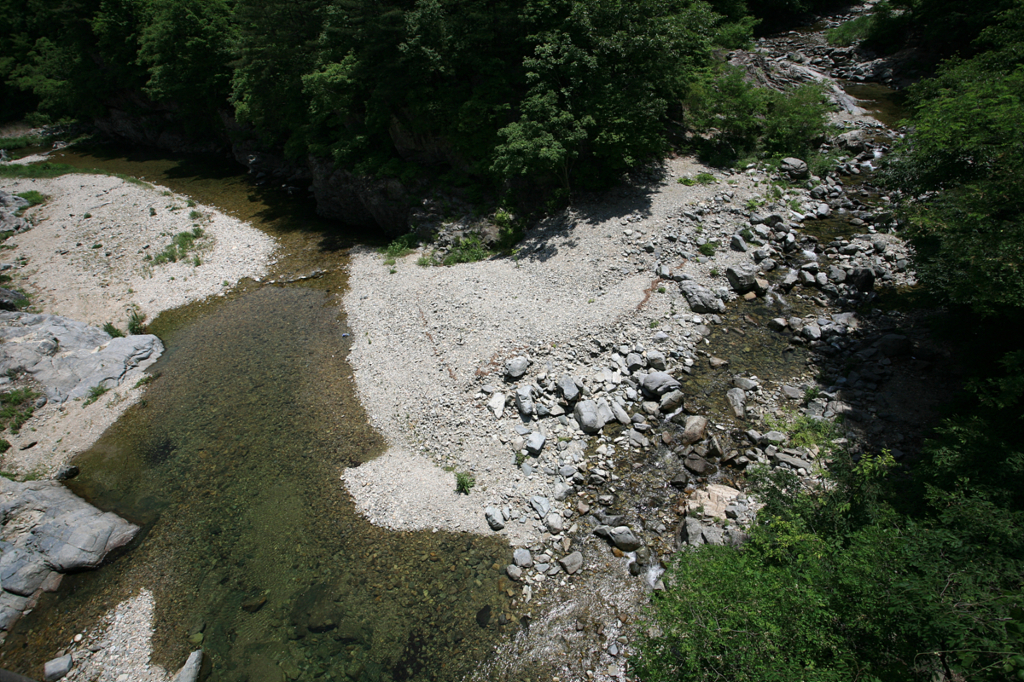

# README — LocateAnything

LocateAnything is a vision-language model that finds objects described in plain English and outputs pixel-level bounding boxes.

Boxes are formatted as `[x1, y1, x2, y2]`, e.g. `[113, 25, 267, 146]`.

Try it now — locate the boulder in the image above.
[513, 548, 534, 568]
[679, 281, 725, 314]
[557, 375, 580, 403]
[487, 392, 505, 419]
[514, 386, 535, 417]
[780, 157, 809, 179]
[640, 372, 681, 399]
[609, 526, 642, 552]
[171, 651, 204, 682]
[646, 350, 667, 371]
[680, 415, 708, 445]
[505, 356, 529, 380]
[574, 400, 606, 434]
[848, 267, 875, 292]
[484, 507, 505, 531]
[525, 432, 546, 455]
[725, 387, 746, 419]
[44, 655, 73, 682]
[726, 264, 758, 294]
[559, 551, 583, 575]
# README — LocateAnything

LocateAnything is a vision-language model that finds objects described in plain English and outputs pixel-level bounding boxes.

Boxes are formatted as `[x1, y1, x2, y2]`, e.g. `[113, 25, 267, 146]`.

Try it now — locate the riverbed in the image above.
[0, 148, 514, 681]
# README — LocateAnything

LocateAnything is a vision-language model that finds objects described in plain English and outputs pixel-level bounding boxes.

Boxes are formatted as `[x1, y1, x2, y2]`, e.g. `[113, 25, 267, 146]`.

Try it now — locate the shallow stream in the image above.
[1, 148, 513, 682]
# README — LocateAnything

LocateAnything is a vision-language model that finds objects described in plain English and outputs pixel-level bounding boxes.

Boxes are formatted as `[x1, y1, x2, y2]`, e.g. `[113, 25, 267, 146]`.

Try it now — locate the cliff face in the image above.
[93, 102, 415, 237]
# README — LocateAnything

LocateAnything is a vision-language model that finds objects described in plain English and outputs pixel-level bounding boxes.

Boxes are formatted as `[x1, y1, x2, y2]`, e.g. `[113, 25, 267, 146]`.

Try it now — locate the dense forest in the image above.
[2, 0, 1023, 680]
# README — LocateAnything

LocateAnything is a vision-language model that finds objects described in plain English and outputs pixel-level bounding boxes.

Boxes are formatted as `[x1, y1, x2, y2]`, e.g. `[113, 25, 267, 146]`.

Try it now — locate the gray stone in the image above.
[525, 431, 546, 455]
[679, 281, 725, 314]
[574, 400, 605, 434]
[625, 352, 645, 372]
[640, 372, 681, 399]
[515, 386, 535, 417]
[680, 415, 708, 445]
[0, 312, 164, 404]
[684, 454, 715, 476]
[681, 516, 704, 546]
[849, 267, 875, 292]
[530, 496, 551, 517]
[559, 465, 577, 478]
[609, 526, 642, 552]
[646, 350, 666, 371]
[726, 387, 746, 419]
[659, 390, 685, 413]
[802, 323, 822, 341]
[506, 564, 522, 581]
[780, 157, 809, 179]
[171, 650, 204, 682]
[733, 377, 758, 390]
[557, 375, 580, 403]
[596, 400, 615, 426]
[726, 264, 758, 294]
[513, 548, 534, 568]
[484, 507, 505, 531]
[559, 551, 583, 575]
[553, 481, 571, 501]
[44, 654, 73, 682]
[761, 430, 787, 446]
[816, 203, 831, 218]
[611, 401, 630, 425]
[545, 513, 564, 534]
[781, 385, 803, 400]
[487, 392, 506, 419]
[505, 356, 529, 380]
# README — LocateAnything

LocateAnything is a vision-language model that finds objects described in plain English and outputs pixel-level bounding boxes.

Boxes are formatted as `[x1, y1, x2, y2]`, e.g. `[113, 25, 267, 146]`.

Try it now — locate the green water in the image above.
[1, 149, 512, 681]
[841, 82, 909, 129]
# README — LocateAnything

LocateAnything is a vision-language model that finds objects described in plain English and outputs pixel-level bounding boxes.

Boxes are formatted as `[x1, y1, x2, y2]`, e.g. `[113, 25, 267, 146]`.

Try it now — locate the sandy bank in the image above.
[0, 172, 277, 476]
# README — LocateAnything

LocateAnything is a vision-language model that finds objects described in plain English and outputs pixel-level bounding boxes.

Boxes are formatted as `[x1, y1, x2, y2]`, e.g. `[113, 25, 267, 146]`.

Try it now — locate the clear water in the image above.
[1, 148, 513, 681]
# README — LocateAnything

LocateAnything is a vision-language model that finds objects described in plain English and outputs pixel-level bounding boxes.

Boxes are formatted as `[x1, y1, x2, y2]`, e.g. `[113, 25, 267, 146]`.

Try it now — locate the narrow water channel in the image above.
[1, 148, 513, 681]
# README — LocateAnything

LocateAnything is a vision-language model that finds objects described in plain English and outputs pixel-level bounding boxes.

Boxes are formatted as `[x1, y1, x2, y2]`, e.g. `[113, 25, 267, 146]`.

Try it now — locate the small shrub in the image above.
[710, 268, 720, 277]
[186, 199, 196, 207]
[103, 322, 125, 338]
[0, 439, 9, 453]
[694, 172, 717, 185]
[380, 233, 417, 265]
[152, 228, 205, 265]
[15, 191, 46, 216]
[192, 255, 201, 267]
[678, 176, 696, 186]
[649, 321, 659, 328]
[127, 308, 146, 335]
[0, 387, 39, 433]
[455, 471, 475, 494]
[416, 256, 432, 267]
[827, 14, 872, 46]
[699, 242, 717, 257]
[83, 213, 92, 219]
[134, 374, 155, 388]
[188, 210, 202, 221]
[83, 384, 109, 407]
[443, 234, 489, 266]
[740, 228, 755, 241]
[657, 286, 666, 293]
[149, 207, 156, 216]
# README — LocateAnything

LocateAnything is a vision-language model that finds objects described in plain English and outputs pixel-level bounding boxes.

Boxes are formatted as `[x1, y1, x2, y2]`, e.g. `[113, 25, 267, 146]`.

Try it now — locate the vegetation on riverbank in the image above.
[636, 3, 1024, 680]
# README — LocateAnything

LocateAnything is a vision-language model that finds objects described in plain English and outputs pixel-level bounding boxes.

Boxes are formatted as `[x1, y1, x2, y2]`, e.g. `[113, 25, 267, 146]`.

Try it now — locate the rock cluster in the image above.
[0, 189, 32, 237]
[0, 478, 140, 639]
[0, 312, 163, 403]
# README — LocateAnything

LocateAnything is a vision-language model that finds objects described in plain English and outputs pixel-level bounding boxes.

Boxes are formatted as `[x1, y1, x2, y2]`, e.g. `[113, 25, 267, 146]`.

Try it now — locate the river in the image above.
[1, 147, 514, 682]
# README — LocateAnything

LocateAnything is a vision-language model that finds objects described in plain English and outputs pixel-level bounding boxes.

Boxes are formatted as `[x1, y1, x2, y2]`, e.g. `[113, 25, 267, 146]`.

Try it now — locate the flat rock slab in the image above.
[0, 312, 163, 403]
[0, 478, 139, 631]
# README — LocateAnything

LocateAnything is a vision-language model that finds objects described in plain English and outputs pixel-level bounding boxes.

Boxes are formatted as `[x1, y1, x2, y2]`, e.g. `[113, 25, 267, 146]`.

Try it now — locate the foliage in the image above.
[442, 234, 489, 265]
[14, 190, 45, 216]
[0, 438, 9, 454]
[0, 387, 38, 433]
[0, 162, 147, 186]
[103, 322, 125, 338]
[152, 227, 205, 264]
[455, 471, 475, 494]
[380, 233, 417, 265]
[127, 307, 146, 335]
[0, 134, 43, 151]
[83, 384, 109, 406]
[880, 3, 1024, 315]
[698, 242, 716, 257]
[686, 66, 830, 163]
[826, 14, 872, 46]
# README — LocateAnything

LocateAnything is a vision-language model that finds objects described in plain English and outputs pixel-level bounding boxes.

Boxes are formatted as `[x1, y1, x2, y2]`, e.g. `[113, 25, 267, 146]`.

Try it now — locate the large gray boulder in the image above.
[726, 265, 758, 294]
[0, 312, 163, 403]
[0, 478, 139, 631]
[557, 375, 580, 403]
[505, 356, 529, 380]
[574, 400, 606, 434]
[679, 281, 725, 314]
[640, 372, 681, 399]
[780, 157, 809, 179]
[609, 526, 642, 552]
[171, 651, 204, 682]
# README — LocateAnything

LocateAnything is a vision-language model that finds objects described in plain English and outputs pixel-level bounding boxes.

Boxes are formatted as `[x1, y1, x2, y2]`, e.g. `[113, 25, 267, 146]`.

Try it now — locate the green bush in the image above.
[443, 234, 490, 266]
[699, 242, 717, 257]
[103, 322, 125, 338]
[15, 191, 46, 216]
[380, 233, 417, 265]
[152, 227, 205, 265]
[83, 384, 110, 407]
[127, 308, 147, 335]
[0, 387, 39, 433]
[827, 15, 873, 46]
[455, 472, 475, 494]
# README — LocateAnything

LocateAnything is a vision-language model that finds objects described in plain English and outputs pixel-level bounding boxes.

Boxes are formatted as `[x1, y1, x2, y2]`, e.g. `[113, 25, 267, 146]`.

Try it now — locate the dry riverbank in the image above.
[0, 171, 276, 478]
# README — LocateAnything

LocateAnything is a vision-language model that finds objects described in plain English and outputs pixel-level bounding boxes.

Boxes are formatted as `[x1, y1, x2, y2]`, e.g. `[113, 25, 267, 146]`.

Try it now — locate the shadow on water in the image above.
[1, 150, 514, 682]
